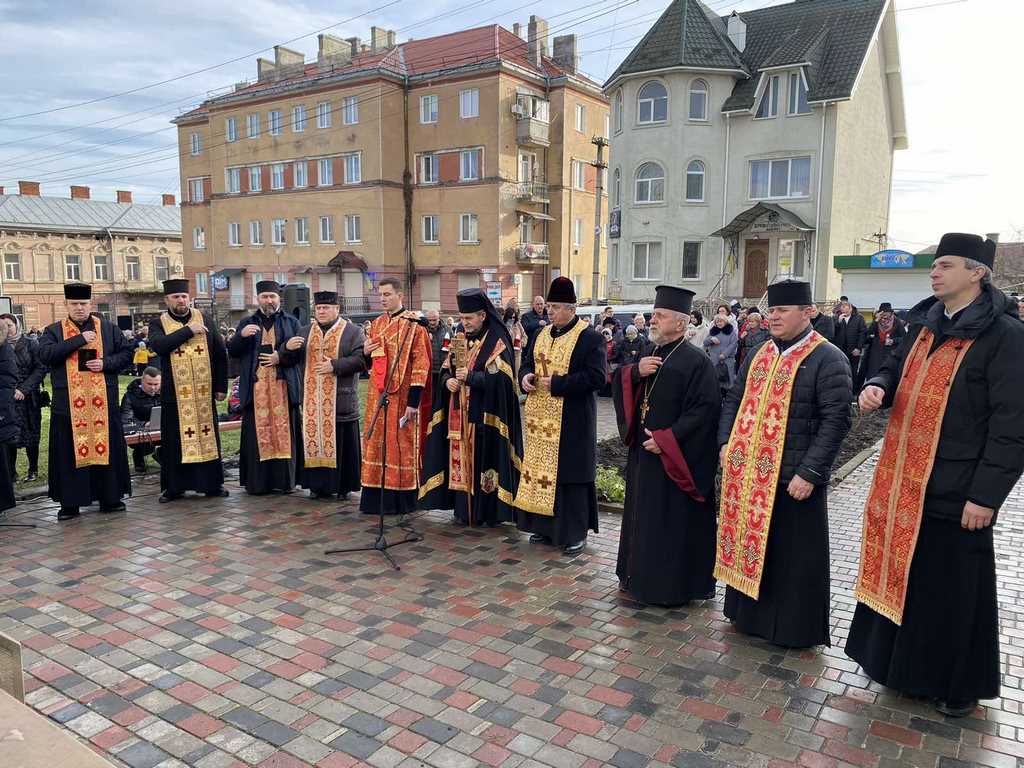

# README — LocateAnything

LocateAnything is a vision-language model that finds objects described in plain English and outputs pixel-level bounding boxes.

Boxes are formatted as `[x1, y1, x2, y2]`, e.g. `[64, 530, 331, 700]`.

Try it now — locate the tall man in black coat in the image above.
[613, 286, 721, 605]
[716, 280, 851, 648]
[38, 283, 133, 521]
[834, 299, 867, 383]
[2, 314, 45, 481]
[809, 304, 835, 342]
[147, 279, 229, 502]
[848, 233, 1024, 717]
[515, 277, 606, 554]
[227, 280, 304, 495]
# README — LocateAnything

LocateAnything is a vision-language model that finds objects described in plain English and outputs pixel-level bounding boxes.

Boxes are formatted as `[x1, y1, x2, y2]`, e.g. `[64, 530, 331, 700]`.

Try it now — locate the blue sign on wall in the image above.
[870, 249, 915, 269]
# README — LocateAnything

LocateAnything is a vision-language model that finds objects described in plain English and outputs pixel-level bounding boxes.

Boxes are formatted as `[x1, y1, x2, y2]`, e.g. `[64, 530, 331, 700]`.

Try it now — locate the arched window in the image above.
[613, 168, 621, 207]
[685, 160, 705, 202]
[614, 90, 623, 132]
[688, 79, 708, 121]
[637, 81, 668, 124]
[635, 162, 665, 203]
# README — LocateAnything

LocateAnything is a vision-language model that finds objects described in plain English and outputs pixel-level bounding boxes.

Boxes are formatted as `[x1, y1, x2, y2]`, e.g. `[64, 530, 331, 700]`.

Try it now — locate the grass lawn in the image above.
[14, 376, 370, 487]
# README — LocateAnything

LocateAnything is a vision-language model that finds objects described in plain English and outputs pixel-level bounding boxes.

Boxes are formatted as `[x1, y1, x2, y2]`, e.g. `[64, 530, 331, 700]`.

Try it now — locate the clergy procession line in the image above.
[3, 231, 1020, 725]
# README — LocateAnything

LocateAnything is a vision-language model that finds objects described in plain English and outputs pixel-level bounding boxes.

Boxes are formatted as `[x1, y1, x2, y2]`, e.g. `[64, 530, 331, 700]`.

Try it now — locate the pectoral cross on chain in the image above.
[535, 351, 551, 377]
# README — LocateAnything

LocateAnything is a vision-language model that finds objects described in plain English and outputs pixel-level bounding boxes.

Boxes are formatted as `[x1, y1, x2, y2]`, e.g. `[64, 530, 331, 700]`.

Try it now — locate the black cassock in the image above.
[418, 319, 523, 526]
[147, 311, 228, 495]
[38, 315, 132, 508]
[516, 317, 606, 546]
[612, 338, 720, 606]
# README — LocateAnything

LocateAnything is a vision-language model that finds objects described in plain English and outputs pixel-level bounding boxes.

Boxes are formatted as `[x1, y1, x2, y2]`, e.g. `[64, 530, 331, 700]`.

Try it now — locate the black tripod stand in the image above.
[326, 319, 422, 570]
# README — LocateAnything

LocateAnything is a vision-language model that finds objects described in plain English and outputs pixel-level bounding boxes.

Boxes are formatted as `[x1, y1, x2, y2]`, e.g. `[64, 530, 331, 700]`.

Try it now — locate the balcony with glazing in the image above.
[513, 96, 550, 148]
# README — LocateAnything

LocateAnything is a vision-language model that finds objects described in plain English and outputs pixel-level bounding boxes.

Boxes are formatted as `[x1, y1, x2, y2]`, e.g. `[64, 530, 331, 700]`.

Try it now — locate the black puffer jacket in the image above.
[719, 326, 852, 485]
[866, 286, 1024, 521]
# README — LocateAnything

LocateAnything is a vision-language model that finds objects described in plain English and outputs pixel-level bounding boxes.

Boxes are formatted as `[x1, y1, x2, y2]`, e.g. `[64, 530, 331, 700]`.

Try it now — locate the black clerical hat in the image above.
[313, 291, 338, 305]
[255, 280, 282, 295]
[546, 276, 576, 303]
[935, 232, 996, 269]
[64, 283, 91, 300]
[456, 288, 489, 313]
[162, 278, 189, 295]
[766, 279, 812, 307]
[654, 285, 695, 315]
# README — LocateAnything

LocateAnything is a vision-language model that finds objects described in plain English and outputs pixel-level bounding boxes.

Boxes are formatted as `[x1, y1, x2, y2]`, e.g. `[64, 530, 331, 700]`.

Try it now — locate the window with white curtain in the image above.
[755, 75, 780, 118]
[225, 118, 238, 142]
[344, 154, 361, 184]
[459, 213, 478, 243]
[292, 104, 306, 132]
[226, 168, 241, 194]
[316, 101, 332, 128]
[190, 132, 201, 155]
[635, 162, 665, 203]
[295, 217, 309, 244]
[788, 72, 810, 115]
[459, 89, 479, 119]
[420, 95, 438, 124]
[228, 222, 241, 246]
[460, 149, 479, 181]
[319, 215, 334, 243]
[248, 166, 262, 192]
[318, 158, 333, 186]
[249, 220, 263, 246]
[632, 242, 662, 280]
[345, 215, 361, 243]
[272, 219, 286, 245]
[294, 161, 307, 188]
[268, 109, 283, 135]
[422, 215, 439, 243]
[192, 227, 205, 250]
[342, 96, 358, 124]
[247, 113, 260, 138]
[271, 163, 284, 190]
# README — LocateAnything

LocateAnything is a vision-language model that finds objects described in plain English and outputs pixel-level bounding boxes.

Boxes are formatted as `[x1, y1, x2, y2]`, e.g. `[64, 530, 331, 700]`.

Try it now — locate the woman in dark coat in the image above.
[0, 329, 21, 514]
[855, 302, 905, 391]
[2, 314, 45, 482]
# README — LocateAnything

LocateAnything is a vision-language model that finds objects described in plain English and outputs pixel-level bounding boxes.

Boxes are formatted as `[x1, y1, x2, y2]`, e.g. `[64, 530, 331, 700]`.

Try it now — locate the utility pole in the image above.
[872, 231, 887, 251]
[590, 135, 608, 304]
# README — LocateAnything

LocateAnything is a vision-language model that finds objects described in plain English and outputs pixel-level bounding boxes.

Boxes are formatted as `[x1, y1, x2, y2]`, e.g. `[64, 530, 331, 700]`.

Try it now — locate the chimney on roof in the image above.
[346, 37, 362, 58]
[162, 194, 176, 206]
[513, 23, 522, 39]
[70, 185, 91, 200]
[257, 57, 275, 82]
[116, 190, 132, 204]
[528, 16, 549, 69]
[727, 11, 747, 52]
[387, 30, 396, 48]
[986, 232, 1000, 244]
[18, 180, 40, 197]
[273, 45, 305, 80]
[552, 34, 578, 74]
[318, 33, 353, 68]
[370, 27, 394, 53]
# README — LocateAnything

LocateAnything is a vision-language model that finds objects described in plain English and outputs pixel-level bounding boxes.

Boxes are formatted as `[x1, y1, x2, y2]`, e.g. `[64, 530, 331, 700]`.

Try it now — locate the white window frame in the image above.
[154, 256, 170, 283]
[225, 117, 238, 142]
[637, 81, 668, 124]
[344, 153, 361, 184]
[248, 166, 262, 192]
[226, 167, 241, 194]
[420, 154, 437, 184]
[272, 218, 286, 246]
[572, 160, 586, 191]
[190, 132, 201, 156]
[188, 178, 204, 203]
[294, 160, 308, 188]
[573, 218, 583, 248]
[632, 241, 662, 281]
[268, 109, 283, 136]
[345, 214, 361, 243]
[688, 79, 709, 121]
[755, 75, 780, 119]
[271, 163, 285, 190]
[249, 220, 263, 246]
[420, 95, 438, 124]
[295, 217, 309, 245]
[574, 103, 586, 132]
[192, 227, 205, 250]
[685, 160, 705, 202]
[681, 241, 701, 280]
[292, 104, 306, 132]
[788, 71, 811, 115]
[342, 95, 358, 125]
[228, 222, 241, 247]
[125, 253, 140, 281]
[748, 156, 812, 200]
[319, 215, 334, 244]
[459, 88, 479, 119]
[318, 158, 333, 187]
[460, 149, 479, 181]
[196, 272, 209, 294]
[459, 213, 478, 244]
[3, 252, 20, 281]
[64, 254, 81, 281]
[247, 113, 260, 138]
[422, 215, 439, 244]
[316, 101, 332, 128]
[634, 162, 665, 203]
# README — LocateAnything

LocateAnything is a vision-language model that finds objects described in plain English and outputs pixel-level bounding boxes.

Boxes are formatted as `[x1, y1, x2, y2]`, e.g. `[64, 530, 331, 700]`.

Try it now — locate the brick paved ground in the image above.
[0, 445, 1022, 768]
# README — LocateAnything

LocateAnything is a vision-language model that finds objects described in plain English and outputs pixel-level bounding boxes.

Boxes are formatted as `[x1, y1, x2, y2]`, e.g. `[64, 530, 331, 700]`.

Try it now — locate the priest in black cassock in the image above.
[515, 277, 606, 554]
[285, 291, 365, 500]
[613, 285, 721, 605]
[418, 288, 523, 526]
[147, 279, 229, 503]
[38, 283, 133, 521]
[716, 279, 851, 648]
[227, 280, 304, 494]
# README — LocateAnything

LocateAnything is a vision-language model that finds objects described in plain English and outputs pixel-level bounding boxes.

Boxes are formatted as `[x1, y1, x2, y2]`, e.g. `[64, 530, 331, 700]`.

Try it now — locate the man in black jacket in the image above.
[848, 233, 1024, 717]
[834, 299, 867, 382]
[716, 280, 851, 648]
[520, 295, 549, 341]
[119, 367, 162, 473]
[809, 304, 835, 342]
[2, 314, 45, 482]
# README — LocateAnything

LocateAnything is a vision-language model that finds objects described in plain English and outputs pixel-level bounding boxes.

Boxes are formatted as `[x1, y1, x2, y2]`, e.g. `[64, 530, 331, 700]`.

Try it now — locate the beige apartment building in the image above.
[0, 181, 182, 329]
[173, 18, 608, 318]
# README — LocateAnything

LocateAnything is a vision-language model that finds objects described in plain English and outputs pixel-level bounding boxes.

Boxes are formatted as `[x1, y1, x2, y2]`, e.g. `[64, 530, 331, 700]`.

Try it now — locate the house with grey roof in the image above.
[603, 0, 907, 303]
[0, 181, 182, 329]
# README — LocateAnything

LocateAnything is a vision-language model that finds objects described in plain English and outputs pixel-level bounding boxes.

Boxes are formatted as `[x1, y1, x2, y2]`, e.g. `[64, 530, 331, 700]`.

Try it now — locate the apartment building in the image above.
[174, 18, 608, 318]
[0, 181, 182, 329]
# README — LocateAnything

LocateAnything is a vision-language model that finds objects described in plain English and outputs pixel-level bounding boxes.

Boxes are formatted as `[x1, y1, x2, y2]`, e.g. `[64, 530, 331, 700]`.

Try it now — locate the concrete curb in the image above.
[831, 438, 884, 486]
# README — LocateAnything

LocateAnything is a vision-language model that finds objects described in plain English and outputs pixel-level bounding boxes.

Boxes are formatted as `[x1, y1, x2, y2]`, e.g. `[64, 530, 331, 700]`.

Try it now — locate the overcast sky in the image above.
[0, 0, 1017, 250]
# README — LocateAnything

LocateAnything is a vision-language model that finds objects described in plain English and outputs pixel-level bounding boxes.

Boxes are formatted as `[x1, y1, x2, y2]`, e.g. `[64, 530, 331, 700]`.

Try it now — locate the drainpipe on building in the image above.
[720, 113, 731, 298]
[106, 228, 118, 319]
[402, 78, 415, 294]
[812, 101, 829, 300]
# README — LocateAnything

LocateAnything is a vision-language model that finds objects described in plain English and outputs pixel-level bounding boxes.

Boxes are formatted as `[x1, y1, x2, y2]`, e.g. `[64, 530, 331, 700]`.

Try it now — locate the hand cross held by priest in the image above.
[37, 283, 133, 521]
[715, 279, 852, 648]
[612, 285, 721, 605]
[147, 279, 229, 503]
[418, 288, 523, 526]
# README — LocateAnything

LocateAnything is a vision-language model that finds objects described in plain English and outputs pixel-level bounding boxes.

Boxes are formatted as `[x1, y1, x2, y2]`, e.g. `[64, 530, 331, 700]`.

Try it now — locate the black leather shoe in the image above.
[158, 492, 182, 504]
[529, 533, 551, 544]
[206, 488, 229, 498]
[934, 699, 977, 718]
[100, 502, 127, 513]
[25, 472, 37, 482]
[58, 507, 80, 521]
[563, 540, 586, 555]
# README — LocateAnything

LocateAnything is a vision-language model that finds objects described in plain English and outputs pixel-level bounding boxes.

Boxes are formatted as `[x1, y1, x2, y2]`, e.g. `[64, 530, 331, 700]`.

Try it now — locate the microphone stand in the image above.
[326, 315, 422, 570]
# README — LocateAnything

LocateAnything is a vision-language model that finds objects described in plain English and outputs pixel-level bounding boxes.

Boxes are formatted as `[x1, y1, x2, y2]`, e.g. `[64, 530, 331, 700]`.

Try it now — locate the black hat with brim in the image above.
[64, 283, 91, 300]
[766, 279, 812, 307]
[654, 285, 695, 315]
[936, 232, 996, 269]
[255, 280, 282, 295]
[313, 291, 338, 305]
[546, 276, 576, 304]
[162, 279, 189, 296]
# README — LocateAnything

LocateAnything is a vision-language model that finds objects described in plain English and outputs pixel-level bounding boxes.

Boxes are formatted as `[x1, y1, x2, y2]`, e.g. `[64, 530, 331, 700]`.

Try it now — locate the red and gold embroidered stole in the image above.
[161, 310, 218, 464]
[715, 331, 826, 599]
[855, 328, 974, 624]
[302, 319, 346, 468]
[361, 312, 431, 490]
[62, 318, 109, 468]
[514, 320, 587, 516]
[252, 324, 292, 461]
[448, 334, 502, 495]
